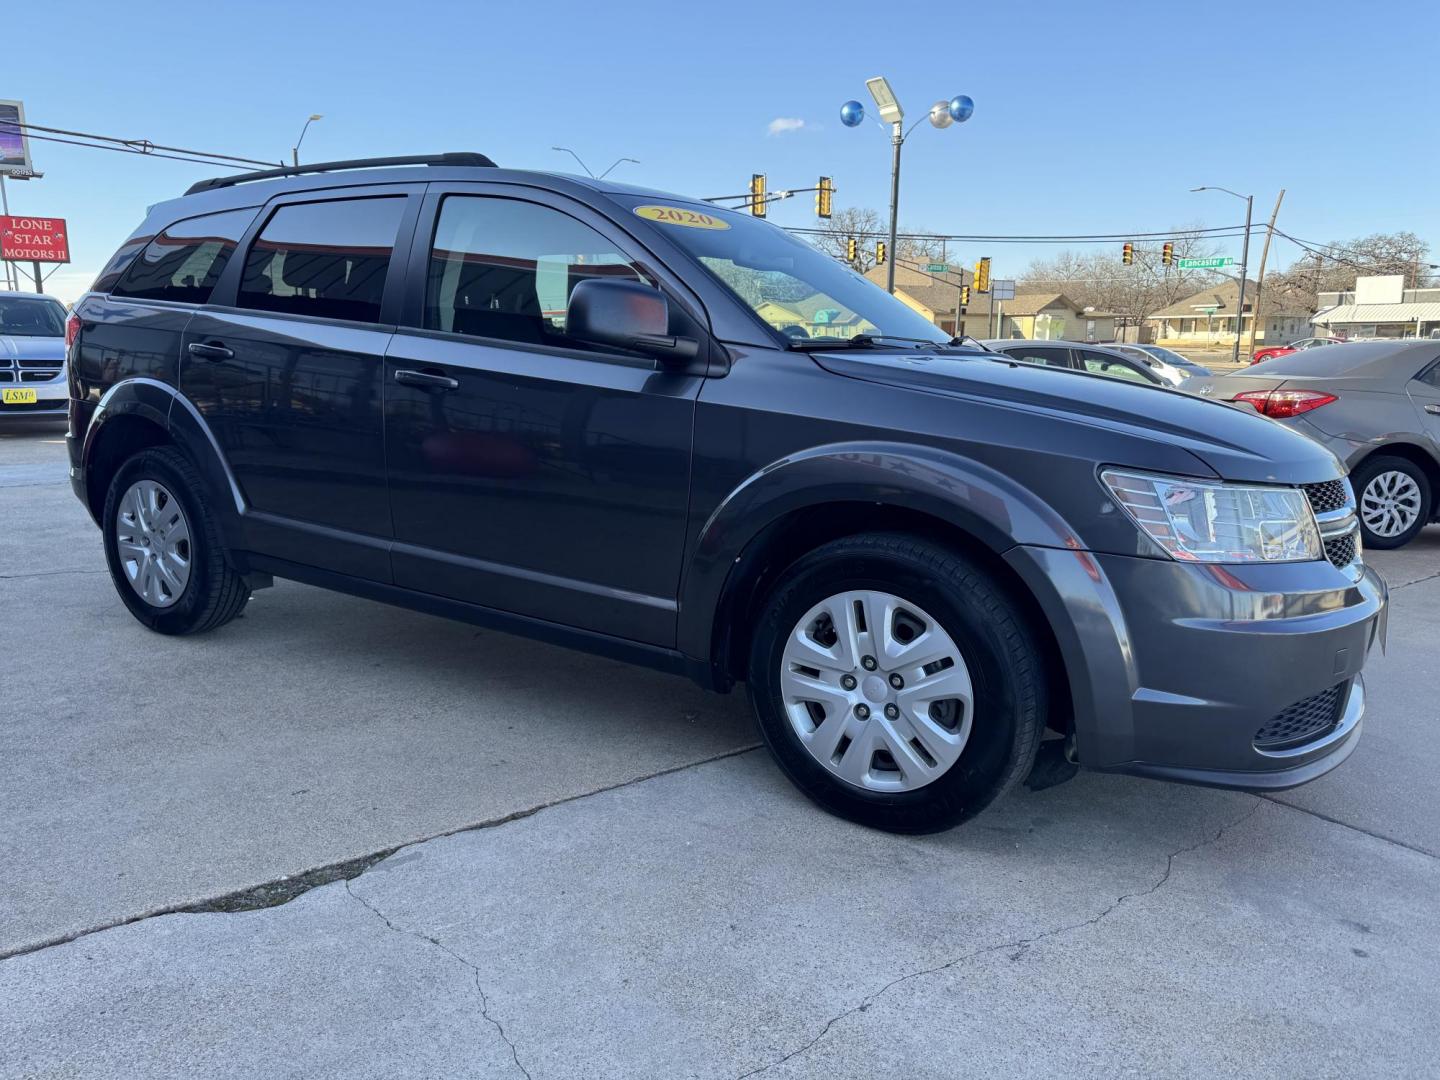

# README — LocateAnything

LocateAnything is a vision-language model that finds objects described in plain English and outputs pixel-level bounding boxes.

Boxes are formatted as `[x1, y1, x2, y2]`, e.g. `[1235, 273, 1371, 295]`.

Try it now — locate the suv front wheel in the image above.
[747, 533, 1047, 833]
[102, 446, 250, 634]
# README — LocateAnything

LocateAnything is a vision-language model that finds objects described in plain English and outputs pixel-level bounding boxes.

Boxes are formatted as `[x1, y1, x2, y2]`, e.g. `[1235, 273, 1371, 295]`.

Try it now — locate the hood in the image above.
[811, 349, 1344, 484]
[0, 335, 66, 362]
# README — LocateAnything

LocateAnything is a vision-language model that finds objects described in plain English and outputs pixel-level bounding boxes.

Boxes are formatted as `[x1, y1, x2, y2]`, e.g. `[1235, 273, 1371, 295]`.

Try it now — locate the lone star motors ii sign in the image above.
[1, 216, 69, 263]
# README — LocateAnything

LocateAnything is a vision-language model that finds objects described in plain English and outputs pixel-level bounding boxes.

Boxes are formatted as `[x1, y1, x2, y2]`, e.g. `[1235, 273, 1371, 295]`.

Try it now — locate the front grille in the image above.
[1254, 683, 1347, 751]
[1324, 532, 1357, 568]
[15, 357, 60, 369]
[1302, 479, 1359, 569]
[19, 370, 61, 382]
[1302, 480, 1348, 515]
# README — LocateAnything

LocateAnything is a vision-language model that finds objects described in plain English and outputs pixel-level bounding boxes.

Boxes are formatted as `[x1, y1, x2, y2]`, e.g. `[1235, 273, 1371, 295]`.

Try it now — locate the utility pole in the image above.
[1247, 189, 1285, 360]
[0, 174, 13, 291]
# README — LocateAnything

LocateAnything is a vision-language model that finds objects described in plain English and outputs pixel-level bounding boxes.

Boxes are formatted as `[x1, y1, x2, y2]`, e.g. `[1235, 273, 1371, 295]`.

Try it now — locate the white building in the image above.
[1313, 275, 1440, 340]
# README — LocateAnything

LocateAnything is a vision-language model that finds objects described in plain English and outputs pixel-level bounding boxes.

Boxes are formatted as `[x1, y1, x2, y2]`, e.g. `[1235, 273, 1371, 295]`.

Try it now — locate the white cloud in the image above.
[767, 117, 806, 136]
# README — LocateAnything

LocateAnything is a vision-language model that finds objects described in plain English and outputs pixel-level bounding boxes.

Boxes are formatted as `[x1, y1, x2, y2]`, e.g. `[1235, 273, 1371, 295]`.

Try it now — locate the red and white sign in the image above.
[1, 215, 69, 263]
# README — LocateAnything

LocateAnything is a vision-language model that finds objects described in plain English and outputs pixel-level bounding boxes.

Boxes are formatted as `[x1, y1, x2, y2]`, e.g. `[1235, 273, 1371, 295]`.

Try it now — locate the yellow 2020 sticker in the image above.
[633, 205, 731, 230]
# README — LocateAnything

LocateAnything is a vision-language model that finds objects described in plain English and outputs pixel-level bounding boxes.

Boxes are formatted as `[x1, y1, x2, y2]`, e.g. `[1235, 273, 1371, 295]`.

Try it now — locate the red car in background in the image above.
[1251, 336, 1342, 365]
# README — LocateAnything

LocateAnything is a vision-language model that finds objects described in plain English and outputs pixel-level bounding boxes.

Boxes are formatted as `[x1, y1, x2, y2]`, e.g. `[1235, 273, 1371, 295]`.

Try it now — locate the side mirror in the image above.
[566, 278, 699, 364]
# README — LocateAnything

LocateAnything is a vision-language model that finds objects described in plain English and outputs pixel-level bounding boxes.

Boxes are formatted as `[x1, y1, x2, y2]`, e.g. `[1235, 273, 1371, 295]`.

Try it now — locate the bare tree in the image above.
[1018, 225, 1225, 332]
[1266, 231, 1432, 312]
[810, 207, 883, 272]
[809, 208, 946, 272]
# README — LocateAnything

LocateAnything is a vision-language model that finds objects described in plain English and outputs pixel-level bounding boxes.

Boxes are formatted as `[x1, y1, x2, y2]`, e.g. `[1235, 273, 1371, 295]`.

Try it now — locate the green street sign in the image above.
[925, 262, 948, 273]
[1177, 257, 1234, 269]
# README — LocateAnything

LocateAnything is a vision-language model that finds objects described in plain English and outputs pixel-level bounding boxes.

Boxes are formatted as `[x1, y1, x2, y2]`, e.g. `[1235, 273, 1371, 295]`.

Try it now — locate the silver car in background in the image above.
[1189, 340, 1440, 548]
[0, 291, 69, 423]
[1106, 343, 1213, 387]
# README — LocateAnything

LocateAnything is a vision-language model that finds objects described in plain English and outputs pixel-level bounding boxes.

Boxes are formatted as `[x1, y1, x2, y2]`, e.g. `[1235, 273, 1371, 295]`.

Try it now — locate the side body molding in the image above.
[676, 441, 1085, 665]
[82, 377, 248, 541]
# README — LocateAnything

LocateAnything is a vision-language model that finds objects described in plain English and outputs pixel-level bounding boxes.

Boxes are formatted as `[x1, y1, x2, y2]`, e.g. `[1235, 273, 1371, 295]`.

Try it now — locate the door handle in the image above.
[187, 342, 234, 361]
[394, 368, 459, 391]
[1426, 404, 1440, 415]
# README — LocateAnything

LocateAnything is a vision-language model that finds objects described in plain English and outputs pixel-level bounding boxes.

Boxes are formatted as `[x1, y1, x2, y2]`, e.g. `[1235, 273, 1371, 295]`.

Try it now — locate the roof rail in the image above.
[184, 152, 498, 196]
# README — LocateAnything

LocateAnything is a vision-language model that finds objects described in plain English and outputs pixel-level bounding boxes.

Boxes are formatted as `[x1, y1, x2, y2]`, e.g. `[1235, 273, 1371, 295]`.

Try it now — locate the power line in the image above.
[1272, 229, 1406, 276]
[15, 130, 266, 171]
[788, 223, 1251, 244]
[9, 120, 280, 171]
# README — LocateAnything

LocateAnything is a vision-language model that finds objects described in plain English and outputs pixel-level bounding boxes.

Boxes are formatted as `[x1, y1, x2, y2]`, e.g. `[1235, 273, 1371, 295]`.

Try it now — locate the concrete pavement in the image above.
[3, 427, 1438, 1078]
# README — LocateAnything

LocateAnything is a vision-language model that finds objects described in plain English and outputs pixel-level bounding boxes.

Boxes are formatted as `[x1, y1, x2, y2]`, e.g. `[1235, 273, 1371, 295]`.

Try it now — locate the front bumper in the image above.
[1006, 545, 1387, 791]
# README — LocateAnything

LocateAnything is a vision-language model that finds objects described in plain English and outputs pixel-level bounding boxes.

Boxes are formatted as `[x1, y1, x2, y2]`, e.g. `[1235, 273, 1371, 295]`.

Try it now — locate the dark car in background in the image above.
[981, 339, 1168, 386]
[1192, 340, 1440, 548]
[64, 154, 1386, 832]
[0, 290, 69, 423]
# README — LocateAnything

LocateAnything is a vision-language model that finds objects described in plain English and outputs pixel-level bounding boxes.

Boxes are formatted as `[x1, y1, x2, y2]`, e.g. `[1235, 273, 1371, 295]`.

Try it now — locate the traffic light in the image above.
[845, 236, 858, 263]
[1122, 242, 1134, 266]
[816, 176, 833, 219]
[875, 241, 887, 266]
[960, 286, 971, 307]
[974, 257, 991, 293]
[1162, 242, 1174, 266]
[750, 173, 767, 217]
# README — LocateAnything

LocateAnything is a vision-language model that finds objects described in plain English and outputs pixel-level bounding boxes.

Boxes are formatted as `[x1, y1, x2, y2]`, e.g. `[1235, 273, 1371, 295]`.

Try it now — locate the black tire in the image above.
[1351, 455, 1432, 550]
[102, 445, 250, 635]
[747, 533, 1047, 834]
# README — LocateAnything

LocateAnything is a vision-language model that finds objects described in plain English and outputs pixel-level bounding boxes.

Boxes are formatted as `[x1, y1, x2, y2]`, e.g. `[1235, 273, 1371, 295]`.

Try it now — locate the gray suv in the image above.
[66, 154, 1387, 832]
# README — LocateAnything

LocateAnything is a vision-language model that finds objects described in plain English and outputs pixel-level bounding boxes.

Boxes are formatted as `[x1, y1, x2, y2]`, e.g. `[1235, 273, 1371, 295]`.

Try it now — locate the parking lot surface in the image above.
[3, 426, 1438, 1078]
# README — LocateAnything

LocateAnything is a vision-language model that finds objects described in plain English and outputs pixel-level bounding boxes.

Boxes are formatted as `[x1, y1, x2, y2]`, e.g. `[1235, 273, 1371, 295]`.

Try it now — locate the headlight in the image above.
[1101, 468, 1320, 564]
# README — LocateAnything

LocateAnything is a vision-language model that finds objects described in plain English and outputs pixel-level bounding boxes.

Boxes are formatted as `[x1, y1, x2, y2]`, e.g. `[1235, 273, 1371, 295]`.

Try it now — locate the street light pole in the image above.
[1192, 185, 1254, 364]
[842, 82, 973, 295]
[1235, 194, 1253, 365]
[292, 114, 323, 167]
[886, 122, 902, 295]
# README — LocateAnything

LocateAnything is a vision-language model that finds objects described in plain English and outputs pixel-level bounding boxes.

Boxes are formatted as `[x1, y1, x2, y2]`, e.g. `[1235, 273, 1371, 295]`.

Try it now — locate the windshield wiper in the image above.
[787, 333, 949, 352]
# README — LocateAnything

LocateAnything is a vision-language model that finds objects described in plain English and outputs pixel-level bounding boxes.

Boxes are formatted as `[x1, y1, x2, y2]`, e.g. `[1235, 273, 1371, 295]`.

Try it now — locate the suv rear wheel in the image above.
[1352, 455, 1432, 550]
[747, 533, 1047, 833]
[102, 446, 250, 634]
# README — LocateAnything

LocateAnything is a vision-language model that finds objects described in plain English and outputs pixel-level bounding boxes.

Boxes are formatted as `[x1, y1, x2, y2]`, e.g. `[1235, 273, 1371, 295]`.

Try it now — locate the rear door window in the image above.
[111, 208, 255, 304]
[237, 197, 406, 324]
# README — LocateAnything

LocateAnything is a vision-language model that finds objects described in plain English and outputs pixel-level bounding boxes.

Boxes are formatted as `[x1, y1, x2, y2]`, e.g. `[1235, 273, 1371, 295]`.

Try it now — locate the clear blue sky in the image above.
[6, 0, 1437, 302]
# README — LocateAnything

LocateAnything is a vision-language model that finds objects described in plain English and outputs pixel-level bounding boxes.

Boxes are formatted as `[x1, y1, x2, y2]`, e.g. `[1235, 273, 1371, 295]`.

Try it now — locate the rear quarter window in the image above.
[111, 208, 257, 304]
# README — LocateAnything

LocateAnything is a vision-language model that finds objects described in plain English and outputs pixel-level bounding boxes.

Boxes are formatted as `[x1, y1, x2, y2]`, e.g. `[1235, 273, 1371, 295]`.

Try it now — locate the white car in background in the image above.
[0, 291, 69, 423]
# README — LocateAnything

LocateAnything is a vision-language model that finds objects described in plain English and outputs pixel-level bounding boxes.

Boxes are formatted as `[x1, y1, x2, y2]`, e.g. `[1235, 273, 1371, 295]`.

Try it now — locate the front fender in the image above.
[676, 441, 1086, 664]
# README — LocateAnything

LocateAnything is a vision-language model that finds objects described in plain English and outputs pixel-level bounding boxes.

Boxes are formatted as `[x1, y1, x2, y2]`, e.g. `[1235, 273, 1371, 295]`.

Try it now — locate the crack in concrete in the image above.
[735, 800, 1264, 1079]
[0, 744, 763, 963]
[1390, 567, 1440, 592]
[1261, 794, 1438, 859]
[345, 880, 533, 1080]
[0, 567, 107, 580]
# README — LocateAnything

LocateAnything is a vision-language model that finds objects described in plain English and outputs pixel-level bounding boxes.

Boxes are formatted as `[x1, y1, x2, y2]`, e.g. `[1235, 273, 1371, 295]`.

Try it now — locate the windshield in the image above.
[620, 198, 949, 345]
[0, 296, 66, 337]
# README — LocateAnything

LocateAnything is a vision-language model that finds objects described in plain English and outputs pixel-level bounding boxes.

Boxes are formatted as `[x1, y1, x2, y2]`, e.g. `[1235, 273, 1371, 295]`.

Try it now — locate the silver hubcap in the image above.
[116, 479, 192, 608]
[780, 590, 974, 793]
[1361, 471, 1422, 538]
